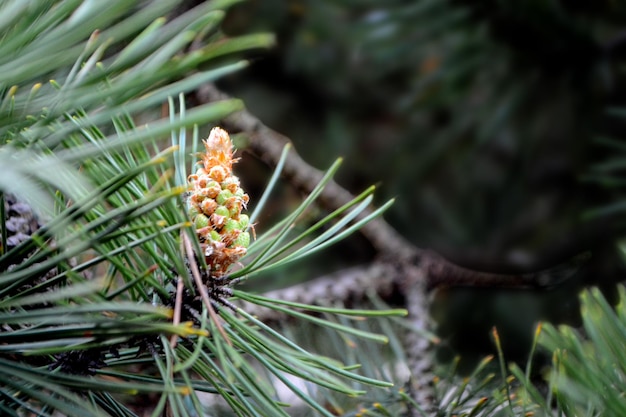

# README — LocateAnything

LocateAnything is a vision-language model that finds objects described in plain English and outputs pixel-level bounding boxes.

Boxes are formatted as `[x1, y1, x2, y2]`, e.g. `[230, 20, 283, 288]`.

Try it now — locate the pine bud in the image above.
[187, 127, 251, 276]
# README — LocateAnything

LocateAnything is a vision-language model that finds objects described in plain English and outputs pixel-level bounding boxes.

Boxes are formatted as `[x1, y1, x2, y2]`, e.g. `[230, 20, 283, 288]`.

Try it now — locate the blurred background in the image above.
[199, 0, 626, 366]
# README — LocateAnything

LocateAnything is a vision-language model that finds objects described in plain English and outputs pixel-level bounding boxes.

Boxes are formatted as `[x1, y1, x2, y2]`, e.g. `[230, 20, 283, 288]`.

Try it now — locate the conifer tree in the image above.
[3, 1, 626, 417]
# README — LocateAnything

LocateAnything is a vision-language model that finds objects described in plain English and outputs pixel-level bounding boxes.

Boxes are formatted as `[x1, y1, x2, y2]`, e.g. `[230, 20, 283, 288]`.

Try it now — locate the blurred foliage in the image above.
[209, 2, 626, 414]
[541, 284, 626, 416]
[215, 0, 626, 363]
[221, 0, 626, 267]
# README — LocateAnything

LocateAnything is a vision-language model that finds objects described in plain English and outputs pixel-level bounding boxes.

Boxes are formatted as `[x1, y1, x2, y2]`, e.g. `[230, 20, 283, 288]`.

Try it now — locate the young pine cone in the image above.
[187, 127, 250, 277]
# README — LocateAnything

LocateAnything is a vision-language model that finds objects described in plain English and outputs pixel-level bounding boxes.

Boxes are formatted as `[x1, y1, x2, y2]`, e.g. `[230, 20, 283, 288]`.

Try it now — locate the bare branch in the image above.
[195, 83, 586, 294]
[197, 83, 418, 261]
[238, 262, 396, 322]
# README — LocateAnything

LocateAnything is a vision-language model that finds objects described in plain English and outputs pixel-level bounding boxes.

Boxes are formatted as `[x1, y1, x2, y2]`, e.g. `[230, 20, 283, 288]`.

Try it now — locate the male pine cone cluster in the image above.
[187, 127, 250, 277]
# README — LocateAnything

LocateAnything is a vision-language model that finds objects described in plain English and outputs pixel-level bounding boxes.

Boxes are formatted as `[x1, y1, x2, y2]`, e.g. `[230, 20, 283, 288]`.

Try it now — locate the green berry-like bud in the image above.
[216, 189, 233, 205]
[223, 218, 239, 232]
[214, 205, 230, 218]
[194, 213, 210, 229]
[234, 231, 250, 248]
[238, 214, 249, 229]
[210, 230, 221, 241]
[206, 181, 221, 199]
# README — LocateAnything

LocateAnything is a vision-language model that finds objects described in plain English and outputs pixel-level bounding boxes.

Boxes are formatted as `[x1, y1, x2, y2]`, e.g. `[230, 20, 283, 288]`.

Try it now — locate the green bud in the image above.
[234, 231, 250, 248]
[238, 214, 249, 229]
[194, 213, 210, 229]
[210, 230, 221, 241]
[235, 188, 245, 198]
[216, 189, 233, 205]
[223, 218, 239, 232]
[215, 205, 230, 218]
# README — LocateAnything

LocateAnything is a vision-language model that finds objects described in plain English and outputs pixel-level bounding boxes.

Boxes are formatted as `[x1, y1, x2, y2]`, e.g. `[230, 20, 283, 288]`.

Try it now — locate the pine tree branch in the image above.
[195, 83, 584, 294]
[402, 267, 437, 417]
[238, 262, 397, 322]
[194, 82, 588, 414]
[196, 83, 417, 261]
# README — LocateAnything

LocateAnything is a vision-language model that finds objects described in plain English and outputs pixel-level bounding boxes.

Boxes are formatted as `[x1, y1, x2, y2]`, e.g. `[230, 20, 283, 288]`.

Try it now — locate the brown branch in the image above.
[195, 83, 586, 294]
[238, 262, 397, 322]
[197, 83, 417, 262]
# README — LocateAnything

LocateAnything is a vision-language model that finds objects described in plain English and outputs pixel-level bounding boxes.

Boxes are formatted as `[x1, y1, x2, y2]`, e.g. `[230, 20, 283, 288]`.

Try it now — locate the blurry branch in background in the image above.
[196, 82, 590, 416]
[196, 83, 589, 300]
[198, 82, 416, 261]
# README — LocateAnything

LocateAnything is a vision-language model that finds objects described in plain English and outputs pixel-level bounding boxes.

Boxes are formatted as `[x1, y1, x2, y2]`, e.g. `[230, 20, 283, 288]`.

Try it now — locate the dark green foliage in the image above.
[223, 0, 626, 264]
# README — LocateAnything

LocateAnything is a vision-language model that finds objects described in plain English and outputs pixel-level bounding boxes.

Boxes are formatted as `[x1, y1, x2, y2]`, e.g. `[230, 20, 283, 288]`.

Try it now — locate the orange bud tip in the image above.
[491, 327, 500, 340]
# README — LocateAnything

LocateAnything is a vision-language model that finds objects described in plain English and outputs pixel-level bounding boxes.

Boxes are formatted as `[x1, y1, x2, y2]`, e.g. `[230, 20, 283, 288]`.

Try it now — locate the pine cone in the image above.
[2, 193, 42, 254]
[1, 193, 61, 292]
[187, 127, 251, 277]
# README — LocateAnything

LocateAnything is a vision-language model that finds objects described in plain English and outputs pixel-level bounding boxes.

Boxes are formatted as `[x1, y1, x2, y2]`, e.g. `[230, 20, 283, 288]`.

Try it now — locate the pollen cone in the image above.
[187, 127, 250, 277]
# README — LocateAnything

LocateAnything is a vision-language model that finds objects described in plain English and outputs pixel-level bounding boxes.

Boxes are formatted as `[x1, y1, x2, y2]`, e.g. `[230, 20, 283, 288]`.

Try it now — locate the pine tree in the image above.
[3, 1, 626, 417]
